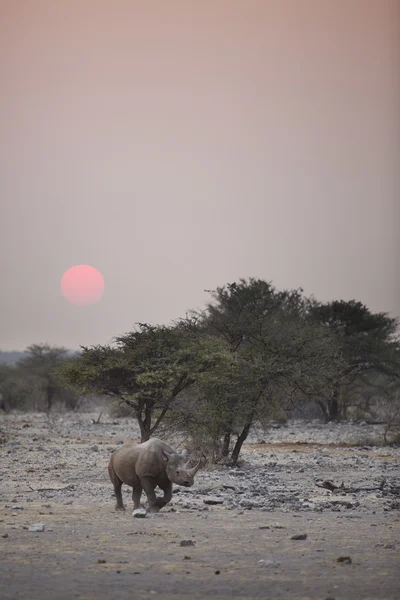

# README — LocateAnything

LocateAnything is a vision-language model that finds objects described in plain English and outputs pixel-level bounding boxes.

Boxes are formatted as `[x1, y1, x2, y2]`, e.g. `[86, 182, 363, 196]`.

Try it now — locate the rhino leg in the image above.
[156, 481, 173, 510]
[108, 463, 125, 511]
[132, 484, 143, 510]
[113, 479, 125, 511]
[141, 476, 159, 513]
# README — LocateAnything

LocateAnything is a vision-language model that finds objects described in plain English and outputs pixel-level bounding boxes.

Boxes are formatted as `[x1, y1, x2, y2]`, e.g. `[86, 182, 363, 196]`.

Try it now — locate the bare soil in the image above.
[1, 412, 399, 600]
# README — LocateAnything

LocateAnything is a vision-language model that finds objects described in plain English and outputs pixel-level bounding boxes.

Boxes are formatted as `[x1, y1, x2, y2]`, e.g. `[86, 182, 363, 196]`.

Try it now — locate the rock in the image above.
[336, 556, 352, 564]
[2, 533, 9, 538]
[132, 508, 147, 518]
[28, 523, 45, 532]
[203, 497, 224, 505]
[180, 539, 195, 547]
[291, 533, 307, 540]
[196, 482, 222, 494]
[240, 499, 263, 508]
[258, 559, 280, 567]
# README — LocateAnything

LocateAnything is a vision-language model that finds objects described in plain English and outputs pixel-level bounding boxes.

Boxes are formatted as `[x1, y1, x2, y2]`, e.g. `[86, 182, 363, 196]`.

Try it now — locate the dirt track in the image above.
[1, 413, 399, 600]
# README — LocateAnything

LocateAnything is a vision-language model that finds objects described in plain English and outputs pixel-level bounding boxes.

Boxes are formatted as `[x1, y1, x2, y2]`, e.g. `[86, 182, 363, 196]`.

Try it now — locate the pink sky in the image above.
[0, 0, 399, 350]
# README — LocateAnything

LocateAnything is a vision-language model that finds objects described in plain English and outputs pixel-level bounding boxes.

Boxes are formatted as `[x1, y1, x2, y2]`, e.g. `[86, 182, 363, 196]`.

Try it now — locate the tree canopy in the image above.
[59, 323, 231, 441]
[174, 279, 349, 462]
[307, 299, 400, 420]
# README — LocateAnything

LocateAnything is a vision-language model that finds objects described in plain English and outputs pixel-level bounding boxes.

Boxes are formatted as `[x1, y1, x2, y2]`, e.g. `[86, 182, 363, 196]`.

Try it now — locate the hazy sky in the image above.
[1, 0, 399, 351]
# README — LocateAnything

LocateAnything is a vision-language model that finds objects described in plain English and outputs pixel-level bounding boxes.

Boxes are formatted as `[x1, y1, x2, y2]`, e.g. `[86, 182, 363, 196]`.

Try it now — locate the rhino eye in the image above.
[176, 470, 180, 475]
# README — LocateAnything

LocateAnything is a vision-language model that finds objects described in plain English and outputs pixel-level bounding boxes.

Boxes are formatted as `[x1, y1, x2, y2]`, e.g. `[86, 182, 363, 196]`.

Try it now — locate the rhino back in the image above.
[138, 438, 176, 455]
[110, 438, 174, 484]
[135, 438, 174, 478]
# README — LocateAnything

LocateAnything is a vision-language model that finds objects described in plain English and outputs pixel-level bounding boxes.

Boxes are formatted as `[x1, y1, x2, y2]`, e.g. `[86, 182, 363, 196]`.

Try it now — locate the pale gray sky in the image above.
[1, 0, 399, 351]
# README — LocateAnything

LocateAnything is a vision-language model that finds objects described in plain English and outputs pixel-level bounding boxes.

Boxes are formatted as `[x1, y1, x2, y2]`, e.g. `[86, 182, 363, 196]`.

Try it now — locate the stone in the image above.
[203, 497, 224, 505]
[28, 523, 45, 532]
[132, 508, 147, 518]
[180, 539, 195, 547]
[336, 556, 352, 564]
[258, 559, 280, 567]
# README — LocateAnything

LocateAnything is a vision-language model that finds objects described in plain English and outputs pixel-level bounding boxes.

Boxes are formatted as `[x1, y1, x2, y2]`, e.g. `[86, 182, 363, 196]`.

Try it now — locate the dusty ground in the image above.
[0, 412, 399, 600]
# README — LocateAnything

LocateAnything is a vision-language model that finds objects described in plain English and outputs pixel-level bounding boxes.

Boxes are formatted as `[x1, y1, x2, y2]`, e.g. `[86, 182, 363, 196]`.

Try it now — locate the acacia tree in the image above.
[17, 344, 77, 411]
[59, 323, 230, 442]
[186, 279, 348, 463]
[307, 299, 400, 421]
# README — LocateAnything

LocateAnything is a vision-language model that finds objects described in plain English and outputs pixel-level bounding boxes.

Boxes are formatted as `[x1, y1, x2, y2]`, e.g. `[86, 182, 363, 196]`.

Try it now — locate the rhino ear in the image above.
[162, 450, 175, 463]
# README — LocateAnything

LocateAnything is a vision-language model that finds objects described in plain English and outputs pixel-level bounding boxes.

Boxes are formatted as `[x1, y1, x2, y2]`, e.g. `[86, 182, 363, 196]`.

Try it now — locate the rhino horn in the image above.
[180, 449, 189, 458]
[187, 459, 201, 477]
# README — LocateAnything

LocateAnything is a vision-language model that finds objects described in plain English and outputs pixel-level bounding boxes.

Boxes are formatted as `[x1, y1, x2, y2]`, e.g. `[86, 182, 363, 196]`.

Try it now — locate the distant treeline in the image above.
[0, 350, 78, 366]
[0, 351, 27, 366]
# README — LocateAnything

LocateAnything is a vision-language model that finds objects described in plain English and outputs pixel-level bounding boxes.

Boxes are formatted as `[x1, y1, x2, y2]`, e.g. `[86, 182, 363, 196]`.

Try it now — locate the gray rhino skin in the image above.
[108, 438, 201, 513]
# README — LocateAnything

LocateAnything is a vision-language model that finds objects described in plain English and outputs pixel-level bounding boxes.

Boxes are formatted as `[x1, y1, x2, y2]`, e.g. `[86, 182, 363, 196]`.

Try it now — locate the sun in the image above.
[61, 265, 104, 306]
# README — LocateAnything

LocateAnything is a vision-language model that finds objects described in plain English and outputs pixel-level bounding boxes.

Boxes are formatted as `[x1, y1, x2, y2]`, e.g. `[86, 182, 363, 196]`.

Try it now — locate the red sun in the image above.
[61, 265, 104, 306]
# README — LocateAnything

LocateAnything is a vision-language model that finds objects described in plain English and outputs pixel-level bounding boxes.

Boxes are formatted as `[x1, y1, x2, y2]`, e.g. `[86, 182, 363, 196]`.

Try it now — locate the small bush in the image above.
[108, 401, 135, 418]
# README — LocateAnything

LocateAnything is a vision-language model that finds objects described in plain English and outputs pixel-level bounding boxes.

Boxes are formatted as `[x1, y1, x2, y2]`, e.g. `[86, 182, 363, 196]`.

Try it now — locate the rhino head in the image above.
[162, 449, 201, 487]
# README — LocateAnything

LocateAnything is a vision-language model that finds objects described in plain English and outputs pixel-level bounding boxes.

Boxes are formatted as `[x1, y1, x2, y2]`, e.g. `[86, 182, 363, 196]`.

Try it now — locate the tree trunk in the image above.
[46, 387, 54, 413]
[221, 429, 231, 457]
[138, 422, 151, 442]
[316, 399, 329, 423]
[230, 419, 253, 465]
[0, 393, 9, 413]
[328, 386, 341, 422]
[137, 406, 152, 442]
[136, 402, 153, 442]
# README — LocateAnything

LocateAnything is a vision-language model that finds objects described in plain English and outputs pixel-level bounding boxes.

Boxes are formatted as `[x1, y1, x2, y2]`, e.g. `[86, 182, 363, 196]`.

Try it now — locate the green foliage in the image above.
[59, 323, 230, 441]
[171, 279, 349, 463]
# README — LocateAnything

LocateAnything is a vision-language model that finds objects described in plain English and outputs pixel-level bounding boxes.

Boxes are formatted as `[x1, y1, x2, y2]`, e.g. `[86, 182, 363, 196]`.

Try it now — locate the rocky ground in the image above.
[0, 412, 399, 600]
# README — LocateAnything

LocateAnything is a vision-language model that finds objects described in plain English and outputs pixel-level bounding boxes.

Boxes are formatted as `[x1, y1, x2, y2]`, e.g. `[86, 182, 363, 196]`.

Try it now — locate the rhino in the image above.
[108, 437, 201, 513]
